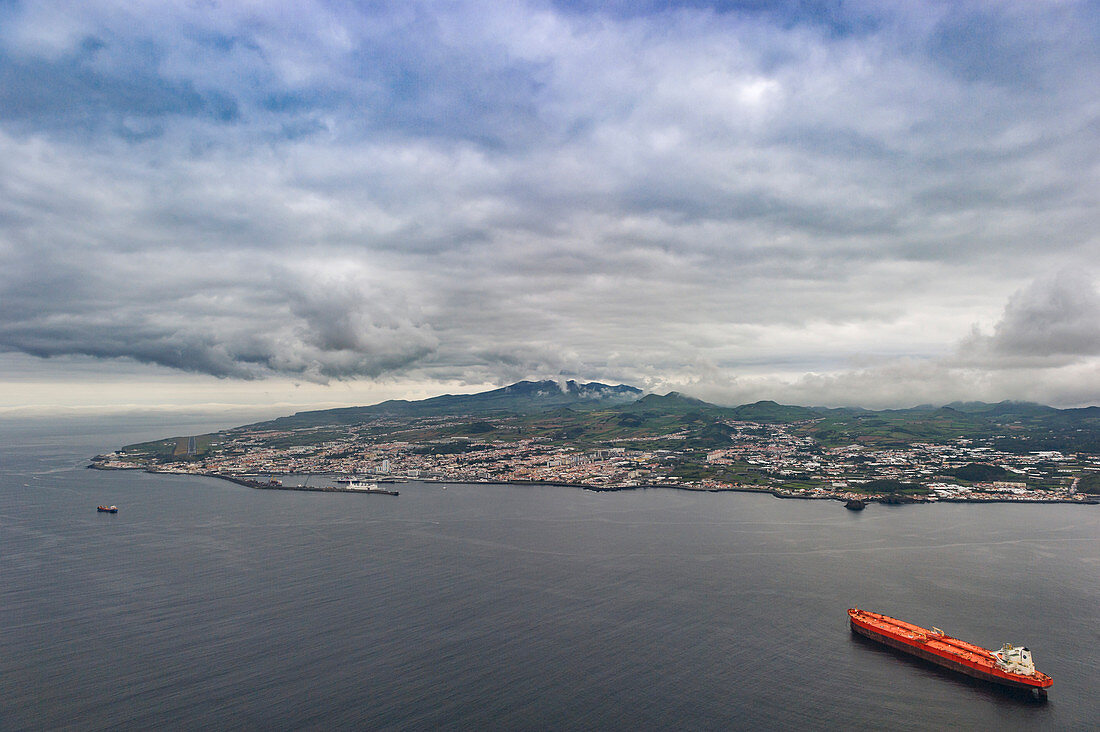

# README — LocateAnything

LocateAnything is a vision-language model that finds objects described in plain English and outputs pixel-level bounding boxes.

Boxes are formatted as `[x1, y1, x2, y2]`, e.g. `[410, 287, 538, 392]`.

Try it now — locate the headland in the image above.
[89, 380, 1100, 507]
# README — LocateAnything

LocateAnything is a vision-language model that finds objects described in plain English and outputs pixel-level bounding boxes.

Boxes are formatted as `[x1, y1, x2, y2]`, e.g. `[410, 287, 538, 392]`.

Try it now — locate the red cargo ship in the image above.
[848, 608, 1053, 696]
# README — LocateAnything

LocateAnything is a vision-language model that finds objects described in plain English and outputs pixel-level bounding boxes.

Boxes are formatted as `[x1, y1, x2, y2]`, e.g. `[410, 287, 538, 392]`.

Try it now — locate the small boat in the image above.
[97, 505, 118, 513]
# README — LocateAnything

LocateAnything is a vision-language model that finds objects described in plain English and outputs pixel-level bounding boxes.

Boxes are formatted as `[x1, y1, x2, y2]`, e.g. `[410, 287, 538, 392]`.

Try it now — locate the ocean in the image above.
[2, 416, 1098, 730]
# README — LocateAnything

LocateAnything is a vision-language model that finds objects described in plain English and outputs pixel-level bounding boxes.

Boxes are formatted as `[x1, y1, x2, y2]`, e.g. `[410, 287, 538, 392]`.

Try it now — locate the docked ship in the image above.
[336, 480, 399, 496]
[848, 608, 1053, 696]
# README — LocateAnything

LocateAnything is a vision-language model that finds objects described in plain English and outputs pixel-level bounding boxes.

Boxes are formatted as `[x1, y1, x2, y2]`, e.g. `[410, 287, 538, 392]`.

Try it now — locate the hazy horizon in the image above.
[3, 376, 1098, 425]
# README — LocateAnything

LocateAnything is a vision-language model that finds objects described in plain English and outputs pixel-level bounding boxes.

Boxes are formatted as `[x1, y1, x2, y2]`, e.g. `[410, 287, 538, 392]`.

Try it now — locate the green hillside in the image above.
[120, 380, 1100, 457]
[247, 380, 642, 429]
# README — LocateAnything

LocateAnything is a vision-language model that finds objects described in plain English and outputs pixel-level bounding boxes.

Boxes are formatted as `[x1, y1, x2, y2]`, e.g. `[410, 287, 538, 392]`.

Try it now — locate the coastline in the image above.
[87, 462, 1098, 505]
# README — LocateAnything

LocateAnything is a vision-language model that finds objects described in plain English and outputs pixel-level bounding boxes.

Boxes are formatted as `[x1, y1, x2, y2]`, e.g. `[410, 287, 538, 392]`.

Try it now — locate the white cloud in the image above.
[1, 1, 1098, 410]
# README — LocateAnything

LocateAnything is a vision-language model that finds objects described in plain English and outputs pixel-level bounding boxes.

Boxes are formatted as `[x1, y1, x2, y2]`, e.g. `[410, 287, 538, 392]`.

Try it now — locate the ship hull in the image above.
[850, 620, 1043, 693]
[848, 609, 1051, 696]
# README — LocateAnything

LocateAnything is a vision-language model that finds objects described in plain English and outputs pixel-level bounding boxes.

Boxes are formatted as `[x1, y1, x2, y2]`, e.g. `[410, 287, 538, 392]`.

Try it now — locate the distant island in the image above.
[92, 380, 1100, 506]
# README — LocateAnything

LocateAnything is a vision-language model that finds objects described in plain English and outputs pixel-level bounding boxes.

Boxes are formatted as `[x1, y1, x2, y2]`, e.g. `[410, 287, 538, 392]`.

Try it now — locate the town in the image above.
[94, 411, 1100, 505]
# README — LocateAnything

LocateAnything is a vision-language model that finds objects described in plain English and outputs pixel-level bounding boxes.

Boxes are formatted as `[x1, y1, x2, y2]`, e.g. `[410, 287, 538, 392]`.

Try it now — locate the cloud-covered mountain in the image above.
[236, 379, 1100, 455]
[252, 380, 642, 428]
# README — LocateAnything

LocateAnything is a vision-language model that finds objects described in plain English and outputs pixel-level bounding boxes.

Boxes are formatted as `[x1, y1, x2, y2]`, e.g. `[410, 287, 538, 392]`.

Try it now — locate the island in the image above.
[92, 380, 1100, 507]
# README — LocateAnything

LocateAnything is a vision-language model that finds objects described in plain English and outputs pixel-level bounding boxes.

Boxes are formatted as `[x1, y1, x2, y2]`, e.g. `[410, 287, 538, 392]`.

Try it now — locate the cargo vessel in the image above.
[848, 608, 1052, 696]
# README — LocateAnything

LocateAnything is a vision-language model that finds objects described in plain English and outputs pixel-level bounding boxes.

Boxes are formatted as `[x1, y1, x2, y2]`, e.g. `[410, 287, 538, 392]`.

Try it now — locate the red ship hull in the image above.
[848, 608, 1052, 694]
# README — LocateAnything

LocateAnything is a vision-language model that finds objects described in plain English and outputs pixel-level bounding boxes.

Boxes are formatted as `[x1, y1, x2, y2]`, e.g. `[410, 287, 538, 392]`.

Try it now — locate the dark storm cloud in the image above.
[0, 254, 438, 381]
[0, 0, 1098, 405]
[959, 273, 1100, 365]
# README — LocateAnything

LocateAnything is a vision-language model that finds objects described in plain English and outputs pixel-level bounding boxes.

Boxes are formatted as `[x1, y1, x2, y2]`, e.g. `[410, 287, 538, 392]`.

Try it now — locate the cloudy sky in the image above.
[2, 0, 1099, 415]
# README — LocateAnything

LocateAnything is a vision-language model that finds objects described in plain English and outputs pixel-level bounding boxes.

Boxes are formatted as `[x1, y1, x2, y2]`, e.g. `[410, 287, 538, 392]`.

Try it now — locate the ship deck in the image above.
[854, 610, 993, 666]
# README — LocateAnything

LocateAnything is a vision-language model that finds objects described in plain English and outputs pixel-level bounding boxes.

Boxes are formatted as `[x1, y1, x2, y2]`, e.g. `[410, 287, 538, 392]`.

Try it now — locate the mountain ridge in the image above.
[248, 380, 643, 429]
[238, 380, 1100, 453]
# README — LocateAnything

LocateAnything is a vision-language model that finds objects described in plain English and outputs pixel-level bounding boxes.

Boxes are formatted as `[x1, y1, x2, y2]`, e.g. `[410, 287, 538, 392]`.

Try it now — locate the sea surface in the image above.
[2, 416, 1098, 731]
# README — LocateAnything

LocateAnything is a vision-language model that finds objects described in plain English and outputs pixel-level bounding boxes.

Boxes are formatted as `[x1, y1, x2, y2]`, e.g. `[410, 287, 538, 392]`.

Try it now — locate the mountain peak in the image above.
[500, 380, 641, 398]
[250, 379, 643, 429]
